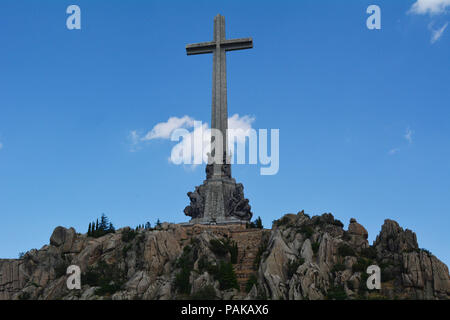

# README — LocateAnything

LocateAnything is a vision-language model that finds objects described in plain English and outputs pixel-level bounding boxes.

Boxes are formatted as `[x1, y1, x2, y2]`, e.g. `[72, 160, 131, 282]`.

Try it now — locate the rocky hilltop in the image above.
[1, 212, 449, 300]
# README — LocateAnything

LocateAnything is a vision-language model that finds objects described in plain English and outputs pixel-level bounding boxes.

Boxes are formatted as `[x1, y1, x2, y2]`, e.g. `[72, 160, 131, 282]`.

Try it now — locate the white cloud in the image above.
[0, 142, 3, 150]
[142, 116, 195, 141]
[430, 22, 448, 43]
[409, 0, 450, 15]
[409, 1, 449, 42]
[404, 127, 414, 144]
[169, 114, 255, 166]
[131, 114, 256, 167]
[169, 121, 210, 166]
[228, 114, 256, 144]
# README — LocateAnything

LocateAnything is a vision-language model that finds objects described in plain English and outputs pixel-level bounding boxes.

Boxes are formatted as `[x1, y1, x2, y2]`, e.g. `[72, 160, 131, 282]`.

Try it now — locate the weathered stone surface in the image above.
[371, 219, 449, 299]
[348, 218, 368, 237]
[259, 230, 295, 299]
[50, 226, 75, 249]
[375, 219, 418, 253]
[347, 218, 369, 251]
[192, 272, 217, 295]
[1, 213, 448, 300]
[0, 260, 27, 300]
[288, 262, 328, 300]
[300, 239, 313, 262]
[252, 213, 449, 300]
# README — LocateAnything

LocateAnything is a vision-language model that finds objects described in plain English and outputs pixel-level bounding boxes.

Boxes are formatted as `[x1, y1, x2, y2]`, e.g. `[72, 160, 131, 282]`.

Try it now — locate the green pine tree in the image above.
[255, 216, 263, 229]
[99, 214, 109, 231]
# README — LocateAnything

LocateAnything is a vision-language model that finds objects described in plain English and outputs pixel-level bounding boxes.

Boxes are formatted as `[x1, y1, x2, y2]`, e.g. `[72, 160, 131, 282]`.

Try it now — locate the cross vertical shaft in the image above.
[212, 15, 228, 155]
[186, 14, 253, 176]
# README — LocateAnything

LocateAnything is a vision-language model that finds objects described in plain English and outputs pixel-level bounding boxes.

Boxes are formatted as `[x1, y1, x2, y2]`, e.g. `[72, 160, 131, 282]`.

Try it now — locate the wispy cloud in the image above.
[0, 141, 3, 150]
[409, 0, 450, 15]
[409, 1, 449, 43]
[404, 127, 414, 144]
[129, 130, 141, 152]
[429, 21, 449, 43]
[388, 148, 400, 155]
[388, 127, 414, 155]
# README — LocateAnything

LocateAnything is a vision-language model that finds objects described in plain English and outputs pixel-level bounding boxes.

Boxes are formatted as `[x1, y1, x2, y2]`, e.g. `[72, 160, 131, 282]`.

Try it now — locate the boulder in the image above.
[50, 226, 76, 252]
[348, 218, 368, 238]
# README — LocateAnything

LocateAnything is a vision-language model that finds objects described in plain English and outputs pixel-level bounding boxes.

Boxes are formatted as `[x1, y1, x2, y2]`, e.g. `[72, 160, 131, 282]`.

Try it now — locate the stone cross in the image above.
[186, 14, 253, 173]
[183, 15, 254, 225]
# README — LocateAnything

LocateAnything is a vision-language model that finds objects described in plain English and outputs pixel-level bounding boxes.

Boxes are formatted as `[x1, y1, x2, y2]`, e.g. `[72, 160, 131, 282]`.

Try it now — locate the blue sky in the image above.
[0, 0, 449, 266]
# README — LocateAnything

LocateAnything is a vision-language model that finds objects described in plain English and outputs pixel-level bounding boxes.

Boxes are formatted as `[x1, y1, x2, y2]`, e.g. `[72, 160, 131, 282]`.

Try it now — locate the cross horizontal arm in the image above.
[186, 41, 216, 55]
[222, 38, 253, 51]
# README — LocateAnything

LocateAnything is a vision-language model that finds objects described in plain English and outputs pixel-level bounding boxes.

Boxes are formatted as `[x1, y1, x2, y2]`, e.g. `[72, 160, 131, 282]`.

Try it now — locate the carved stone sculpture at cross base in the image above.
[183, 186, 205, 219]
[184, 162, 253, 223]
[227, 183, 251, 220]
